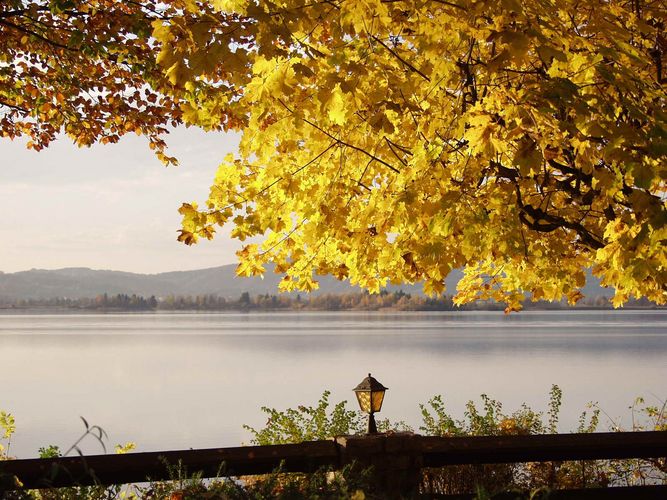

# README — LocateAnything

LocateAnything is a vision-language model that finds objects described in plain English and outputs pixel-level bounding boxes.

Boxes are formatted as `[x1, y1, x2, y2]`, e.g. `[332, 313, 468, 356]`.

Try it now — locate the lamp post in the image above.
[353, 373, 387, 434]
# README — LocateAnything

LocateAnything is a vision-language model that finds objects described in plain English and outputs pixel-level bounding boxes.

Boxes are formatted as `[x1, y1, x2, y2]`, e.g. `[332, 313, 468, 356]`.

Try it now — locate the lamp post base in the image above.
[367, 413, 378, 434]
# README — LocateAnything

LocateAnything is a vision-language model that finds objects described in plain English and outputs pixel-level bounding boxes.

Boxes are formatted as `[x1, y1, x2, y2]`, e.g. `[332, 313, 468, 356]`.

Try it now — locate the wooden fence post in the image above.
[336, 433, 423, 498]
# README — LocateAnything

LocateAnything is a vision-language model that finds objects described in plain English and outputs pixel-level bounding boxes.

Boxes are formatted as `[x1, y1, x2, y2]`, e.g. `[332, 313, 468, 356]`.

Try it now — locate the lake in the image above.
[0, 310, 665, 458]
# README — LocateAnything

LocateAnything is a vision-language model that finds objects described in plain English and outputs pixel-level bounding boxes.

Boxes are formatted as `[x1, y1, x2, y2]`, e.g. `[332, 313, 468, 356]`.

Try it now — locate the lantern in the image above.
[353, 373, 387, 434]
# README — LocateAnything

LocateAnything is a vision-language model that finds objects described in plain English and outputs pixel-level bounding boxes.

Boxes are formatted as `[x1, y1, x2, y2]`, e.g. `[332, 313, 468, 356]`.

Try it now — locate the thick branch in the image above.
[547, 159, 593, 185]
[0, 9, 27, 19]
[514, 184, 604, 249]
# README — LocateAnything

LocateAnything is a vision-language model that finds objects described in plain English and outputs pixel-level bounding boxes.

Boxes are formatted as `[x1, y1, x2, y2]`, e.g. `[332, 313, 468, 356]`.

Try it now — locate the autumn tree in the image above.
[0, 0, 242, 162]
[170, 0, 666, 310]
[2, 1, 666, 310]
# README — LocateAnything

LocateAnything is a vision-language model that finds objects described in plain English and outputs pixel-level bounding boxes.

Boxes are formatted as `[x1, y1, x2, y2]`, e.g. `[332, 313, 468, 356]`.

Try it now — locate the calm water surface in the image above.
[0, 310, 665, 458]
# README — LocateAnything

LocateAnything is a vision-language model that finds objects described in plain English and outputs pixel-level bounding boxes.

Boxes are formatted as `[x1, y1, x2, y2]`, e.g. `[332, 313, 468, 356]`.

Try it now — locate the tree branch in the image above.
[0, 99, 28, 113]
[278, 99, 401, 174]
[0, 18, 73, 51]
[514, 184, 604, 249]
[369, 34, 431, 82]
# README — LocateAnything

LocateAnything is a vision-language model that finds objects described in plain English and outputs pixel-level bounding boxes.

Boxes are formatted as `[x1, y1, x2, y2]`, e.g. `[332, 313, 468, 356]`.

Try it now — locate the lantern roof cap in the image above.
[353, 373, 388, 392]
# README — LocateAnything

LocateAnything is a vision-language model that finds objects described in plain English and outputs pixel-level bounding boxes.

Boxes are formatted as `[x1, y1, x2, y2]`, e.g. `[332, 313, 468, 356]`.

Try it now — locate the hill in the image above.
[0, 265, 614, 302]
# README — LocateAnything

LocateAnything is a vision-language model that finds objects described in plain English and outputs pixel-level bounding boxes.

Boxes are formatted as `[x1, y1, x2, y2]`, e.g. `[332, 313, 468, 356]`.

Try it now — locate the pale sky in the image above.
[0, 128, 244, 274]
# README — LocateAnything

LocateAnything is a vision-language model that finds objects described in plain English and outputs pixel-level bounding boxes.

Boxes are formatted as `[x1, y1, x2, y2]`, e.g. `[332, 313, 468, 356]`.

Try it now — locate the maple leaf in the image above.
[327, 85, 347, 126]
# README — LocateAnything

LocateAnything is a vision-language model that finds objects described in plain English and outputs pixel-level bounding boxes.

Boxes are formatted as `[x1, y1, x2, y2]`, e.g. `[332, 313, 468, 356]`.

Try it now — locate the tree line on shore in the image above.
[0, 291, 659, 312]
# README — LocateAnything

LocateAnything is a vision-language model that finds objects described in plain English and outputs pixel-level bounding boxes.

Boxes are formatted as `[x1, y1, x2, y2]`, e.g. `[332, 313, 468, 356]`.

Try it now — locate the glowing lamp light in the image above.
[353, 373, 388, 434]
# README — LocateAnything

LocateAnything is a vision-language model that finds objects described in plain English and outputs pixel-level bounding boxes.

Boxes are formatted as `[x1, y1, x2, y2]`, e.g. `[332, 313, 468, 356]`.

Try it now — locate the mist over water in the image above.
[1, 310, 665, 458]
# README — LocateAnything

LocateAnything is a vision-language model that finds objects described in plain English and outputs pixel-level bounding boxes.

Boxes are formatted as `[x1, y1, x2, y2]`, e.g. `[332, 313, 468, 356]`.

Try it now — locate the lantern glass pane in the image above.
[355, 391, 372, 413]
[371, 390, 385, 412]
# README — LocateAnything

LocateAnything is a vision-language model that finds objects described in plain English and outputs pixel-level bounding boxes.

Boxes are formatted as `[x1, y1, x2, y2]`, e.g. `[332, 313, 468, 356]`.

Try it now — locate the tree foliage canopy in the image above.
[1, 0, 220, 161]
[2, 0, 666, 310]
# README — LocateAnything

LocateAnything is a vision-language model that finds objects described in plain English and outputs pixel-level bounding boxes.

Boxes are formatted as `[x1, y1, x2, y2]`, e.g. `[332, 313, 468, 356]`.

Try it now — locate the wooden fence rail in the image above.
[1, 431, 666, 493]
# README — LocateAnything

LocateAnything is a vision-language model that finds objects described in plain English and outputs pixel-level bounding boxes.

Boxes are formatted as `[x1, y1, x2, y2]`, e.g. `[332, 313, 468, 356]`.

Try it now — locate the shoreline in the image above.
[0, 306, 665, 315]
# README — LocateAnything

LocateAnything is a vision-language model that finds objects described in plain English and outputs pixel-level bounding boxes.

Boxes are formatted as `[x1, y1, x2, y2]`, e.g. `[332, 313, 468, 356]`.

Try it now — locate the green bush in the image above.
[243, 390, 366, 445]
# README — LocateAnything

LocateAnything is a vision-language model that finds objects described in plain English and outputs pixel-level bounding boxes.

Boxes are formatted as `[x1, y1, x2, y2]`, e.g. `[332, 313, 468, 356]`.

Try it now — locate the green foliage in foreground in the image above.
[243, 391, 366, 445]
[1, 387, 666, 499]
[243, 391, 412, 446]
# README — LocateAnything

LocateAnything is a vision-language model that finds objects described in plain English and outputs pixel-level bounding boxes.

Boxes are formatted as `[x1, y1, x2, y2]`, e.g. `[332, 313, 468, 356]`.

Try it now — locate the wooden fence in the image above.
[1, 431, 666, 496]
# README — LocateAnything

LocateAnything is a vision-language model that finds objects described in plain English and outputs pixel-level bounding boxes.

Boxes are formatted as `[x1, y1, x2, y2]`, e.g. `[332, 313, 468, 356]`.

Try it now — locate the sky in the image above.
[0, 128, 243, 274]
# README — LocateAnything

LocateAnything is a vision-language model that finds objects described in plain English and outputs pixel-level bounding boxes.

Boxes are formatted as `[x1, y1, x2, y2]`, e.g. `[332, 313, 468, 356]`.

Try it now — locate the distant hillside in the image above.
[0, 265, 613, 301]
[0, 265, 435, 300]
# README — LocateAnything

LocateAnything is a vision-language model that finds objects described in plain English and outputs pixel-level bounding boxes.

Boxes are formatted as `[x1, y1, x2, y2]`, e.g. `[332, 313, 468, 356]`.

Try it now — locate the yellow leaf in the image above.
[327, 84, 346, 126]
[166, 61, 187, 87]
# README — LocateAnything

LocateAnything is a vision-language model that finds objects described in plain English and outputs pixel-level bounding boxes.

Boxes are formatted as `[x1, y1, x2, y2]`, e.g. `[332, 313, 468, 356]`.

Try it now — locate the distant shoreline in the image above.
[1, 287, 662, 315]
[0, 303, 664, 315]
